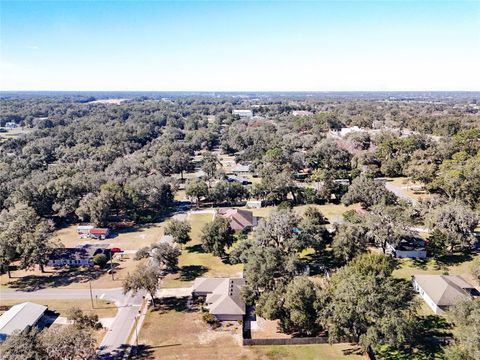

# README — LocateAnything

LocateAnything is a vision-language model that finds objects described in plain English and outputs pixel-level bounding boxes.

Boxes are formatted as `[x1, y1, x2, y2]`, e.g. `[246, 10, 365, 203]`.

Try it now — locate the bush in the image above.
[93, 253, 108, 267]
[202, 312, 219, 327]
[66, 307, 102, 330]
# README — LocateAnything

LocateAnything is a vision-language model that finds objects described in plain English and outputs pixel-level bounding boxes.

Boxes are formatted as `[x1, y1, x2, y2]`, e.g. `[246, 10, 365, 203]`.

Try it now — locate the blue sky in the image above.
[1, 1, 479, 91]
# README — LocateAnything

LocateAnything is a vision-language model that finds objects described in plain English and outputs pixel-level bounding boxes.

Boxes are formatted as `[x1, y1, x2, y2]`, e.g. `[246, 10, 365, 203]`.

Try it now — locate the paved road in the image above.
[97, 290, 146, 359]
[384, 180, 419, 205]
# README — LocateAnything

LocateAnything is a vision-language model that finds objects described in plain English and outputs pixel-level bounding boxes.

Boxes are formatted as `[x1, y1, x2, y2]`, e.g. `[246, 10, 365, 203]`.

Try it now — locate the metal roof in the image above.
[0, 302, 47, 341]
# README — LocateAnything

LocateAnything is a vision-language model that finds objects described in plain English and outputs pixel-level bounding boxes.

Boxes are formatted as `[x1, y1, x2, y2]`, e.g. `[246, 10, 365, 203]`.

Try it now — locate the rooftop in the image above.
[414, 274, 479, 307]
[192, 277, 246, 316]
[0, 302, 47, 340]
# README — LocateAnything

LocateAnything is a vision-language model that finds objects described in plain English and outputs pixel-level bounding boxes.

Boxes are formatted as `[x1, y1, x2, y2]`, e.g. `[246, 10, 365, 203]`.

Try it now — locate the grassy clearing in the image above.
[161, 213, 242, 288]
[0, 127, 34, 139]
[0, 299, 117, 318]
[385, 176, 431, 202]
[393, 253, 479, 285]
[137, 297, 363, 360]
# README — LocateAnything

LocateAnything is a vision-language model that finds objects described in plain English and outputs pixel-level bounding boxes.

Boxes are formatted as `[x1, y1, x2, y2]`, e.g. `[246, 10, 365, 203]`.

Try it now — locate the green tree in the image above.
[425, 201, 478, 251]
[92, 253, 108, 267]
[40, 325, 96, 360]
[332, 223, 369, 262]
[185, 179, 208, 208]
[318, 254, 417, 350]
[0, 328, 45, 360]
[445, 299, 480, 360]
[123, 264, 162, 306]
[342, 176, 397, 209]
[164, 219, 191, 245]
[201, 217, 235, 258]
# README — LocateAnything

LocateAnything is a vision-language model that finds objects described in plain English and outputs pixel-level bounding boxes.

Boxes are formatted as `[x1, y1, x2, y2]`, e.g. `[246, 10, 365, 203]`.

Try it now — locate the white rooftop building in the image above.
[232, 110, 253, 119]
[0, 302, 47, 342]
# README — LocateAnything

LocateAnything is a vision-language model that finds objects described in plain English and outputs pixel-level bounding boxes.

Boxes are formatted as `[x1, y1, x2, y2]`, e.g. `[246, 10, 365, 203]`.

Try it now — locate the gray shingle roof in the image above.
[414, 275, 475, 306]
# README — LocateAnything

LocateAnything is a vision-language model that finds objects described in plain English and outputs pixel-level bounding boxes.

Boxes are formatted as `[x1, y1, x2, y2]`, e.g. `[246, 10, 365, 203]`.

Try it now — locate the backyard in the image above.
[135, 297, 364, 360]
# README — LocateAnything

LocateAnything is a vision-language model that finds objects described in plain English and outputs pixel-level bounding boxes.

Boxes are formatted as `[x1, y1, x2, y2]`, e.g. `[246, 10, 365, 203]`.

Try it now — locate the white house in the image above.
[386, 237, 427, 259]
[246, 200, 263, 209]
[232, 110, 253, 119]
[0, 302, 47, 342]
[412, 275, 479, 314]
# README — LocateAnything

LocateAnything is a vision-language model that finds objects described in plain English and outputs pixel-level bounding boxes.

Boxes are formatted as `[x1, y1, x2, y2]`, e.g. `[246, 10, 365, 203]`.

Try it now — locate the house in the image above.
[227, 175, 251, 185]
[217, 208, 258, 232]
[246, 200, 263, 209]
[4, 122, 19, 129]
[292, 110, 312, 117]
[412, 275, 480, 314]
[192, 278, 246, 321]
[48, 244, 108, 267]
[232, 110, 253, 119]
[0, 302, 47, 342]
[76, 224, 94, 235]
[88, 228, 110, 240]
[231, 163, 251, 174]
[386, 237, 427, 259]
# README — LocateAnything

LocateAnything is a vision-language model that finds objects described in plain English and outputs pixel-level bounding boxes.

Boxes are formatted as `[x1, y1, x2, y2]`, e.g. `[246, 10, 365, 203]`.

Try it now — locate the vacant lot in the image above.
[137, 297, 363, 360]
[0, 127, 34, 140]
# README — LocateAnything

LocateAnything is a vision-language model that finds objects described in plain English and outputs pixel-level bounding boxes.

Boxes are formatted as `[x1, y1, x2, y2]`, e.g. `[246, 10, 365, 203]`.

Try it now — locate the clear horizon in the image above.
[1, 1, 479, 92]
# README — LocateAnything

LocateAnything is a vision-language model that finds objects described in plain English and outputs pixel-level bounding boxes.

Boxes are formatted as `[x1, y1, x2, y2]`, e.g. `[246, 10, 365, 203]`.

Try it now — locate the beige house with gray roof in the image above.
[412, 274, 479, 314]
[192, 277, 246, 321]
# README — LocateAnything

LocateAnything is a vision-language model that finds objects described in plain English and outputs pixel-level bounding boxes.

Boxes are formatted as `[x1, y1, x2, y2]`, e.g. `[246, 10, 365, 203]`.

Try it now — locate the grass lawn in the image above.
[0, 255, 142, 290]
[0, 127, 34, 139]
[0, 299, 117, 318]
[161, 213, 242, 288]
[393, 253, 480, 286]
[57, 223, 166, 250]
[136, 297, 363, 360]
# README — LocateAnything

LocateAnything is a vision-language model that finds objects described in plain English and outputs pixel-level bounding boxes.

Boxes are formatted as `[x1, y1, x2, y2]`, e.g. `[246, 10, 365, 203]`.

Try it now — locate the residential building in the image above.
[48, 244, 108, 267]
[88, 228, 110, 240]
[246, 200, 263, 209]
[0, 302, 47, 342]
[412, 275, 480, 314]
[76, 224, 94, 235]
[192, 277, 246, 321]
[386, 237, 427, 259]
[292, 110, 312, 117]
[232, 110, 253, 119]
[231, 163, 251, 174]
[217, 208, 258, 232]
[226, 175, 251, 185]
[4, 122, 19, 129]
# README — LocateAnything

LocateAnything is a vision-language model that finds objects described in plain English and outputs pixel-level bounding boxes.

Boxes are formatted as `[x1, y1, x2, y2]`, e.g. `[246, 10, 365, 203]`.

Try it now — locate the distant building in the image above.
[413, 275, 479, 314]
[48, 244, 108, 267]
[192, 278, 246, 321]
[217, 208, 258, 232]
[4, 122, 19, 129]
[292, 110, 312, 117]
[231, 163, 251, 174]
[386, 237, 427, 259]
[76, 224, 94, 235]
[226, 175, 251, 185]
[246, 200, 263, 209]
[0, 302, 47, 342]
[88, 228, 110, 240]
[232, 110, 253, 119]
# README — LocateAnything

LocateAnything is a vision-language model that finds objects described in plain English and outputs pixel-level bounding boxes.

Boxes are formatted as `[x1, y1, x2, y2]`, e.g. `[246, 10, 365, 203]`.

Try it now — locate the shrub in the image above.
[93, 253, 108, 267]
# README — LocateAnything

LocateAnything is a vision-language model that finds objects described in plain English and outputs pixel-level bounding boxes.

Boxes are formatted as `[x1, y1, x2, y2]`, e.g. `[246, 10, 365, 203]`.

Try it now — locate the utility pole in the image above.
[110, 251, 114, 280]
[89, 280, 94, 309]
